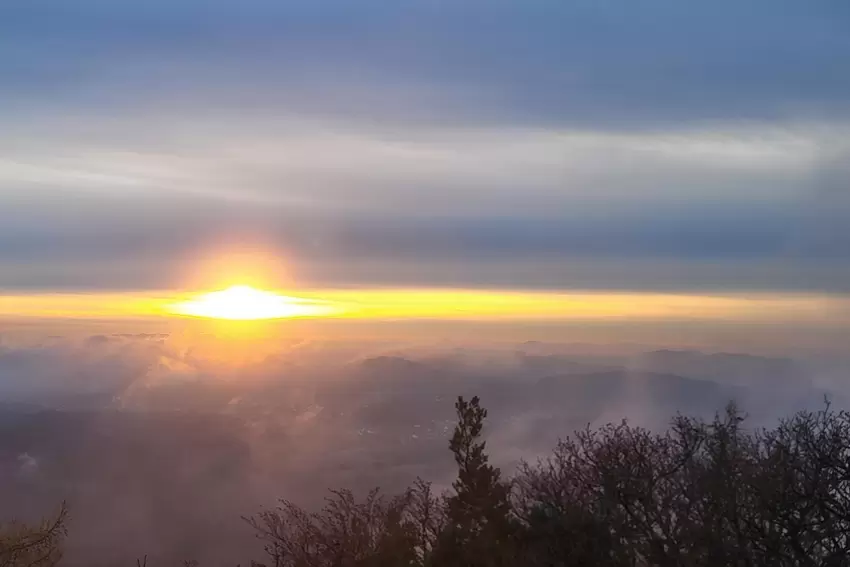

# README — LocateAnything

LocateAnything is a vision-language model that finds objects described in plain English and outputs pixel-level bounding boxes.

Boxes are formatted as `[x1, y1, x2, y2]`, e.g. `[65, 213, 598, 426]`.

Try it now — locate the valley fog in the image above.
[2, 332, 847, 566]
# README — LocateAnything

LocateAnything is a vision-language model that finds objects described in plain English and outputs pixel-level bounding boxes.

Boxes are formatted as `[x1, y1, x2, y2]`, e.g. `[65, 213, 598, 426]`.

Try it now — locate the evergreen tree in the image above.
[432, 396, 518, 567]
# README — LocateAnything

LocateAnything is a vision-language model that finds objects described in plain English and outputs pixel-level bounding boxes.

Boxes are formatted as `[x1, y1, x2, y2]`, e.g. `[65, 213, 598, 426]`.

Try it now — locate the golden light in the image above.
[169, 285, 335, 320]
[176, 242, 293, 291]
[0, 287, 845, 328]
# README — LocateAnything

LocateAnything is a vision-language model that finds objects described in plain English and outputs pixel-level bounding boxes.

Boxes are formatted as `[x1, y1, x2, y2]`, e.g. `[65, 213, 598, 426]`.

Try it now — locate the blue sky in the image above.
[1, 0, 849, 292]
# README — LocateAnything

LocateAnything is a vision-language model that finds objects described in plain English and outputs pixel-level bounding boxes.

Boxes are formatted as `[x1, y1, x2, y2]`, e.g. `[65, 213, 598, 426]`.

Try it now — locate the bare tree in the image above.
[0, 502, 68, 567]
[244, 488, 422, 567]
[243, 398, 850, 567]
[516, 402, 850, 567]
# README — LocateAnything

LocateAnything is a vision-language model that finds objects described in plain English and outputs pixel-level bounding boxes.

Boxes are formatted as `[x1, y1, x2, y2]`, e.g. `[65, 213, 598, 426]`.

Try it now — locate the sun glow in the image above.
[0, 288, 845, 327]
[169, 285, 335, 320]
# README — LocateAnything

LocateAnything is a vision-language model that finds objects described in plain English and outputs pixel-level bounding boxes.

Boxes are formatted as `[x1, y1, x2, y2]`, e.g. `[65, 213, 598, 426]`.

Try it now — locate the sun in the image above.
[169, 285, 333, 320]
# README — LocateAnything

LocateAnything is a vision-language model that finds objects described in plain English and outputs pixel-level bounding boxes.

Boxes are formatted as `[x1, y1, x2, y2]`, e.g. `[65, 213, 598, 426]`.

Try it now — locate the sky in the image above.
[1, 0, 849, 332]
[4, 6, 850, 559]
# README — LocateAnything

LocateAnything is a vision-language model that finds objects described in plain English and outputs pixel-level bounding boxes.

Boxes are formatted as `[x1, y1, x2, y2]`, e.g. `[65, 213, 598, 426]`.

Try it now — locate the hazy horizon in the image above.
[2, 1, 849, 565]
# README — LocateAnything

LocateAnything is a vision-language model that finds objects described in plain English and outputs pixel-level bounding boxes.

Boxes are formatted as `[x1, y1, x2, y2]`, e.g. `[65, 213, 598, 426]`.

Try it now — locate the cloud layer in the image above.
[0, 0, 848, 292]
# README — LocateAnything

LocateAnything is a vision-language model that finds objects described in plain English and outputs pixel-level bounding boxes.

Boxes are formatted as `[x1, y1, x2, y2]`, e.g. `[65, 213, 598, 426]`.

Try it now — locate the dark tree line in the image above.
[246, 398, 850, 567]
[8, 397, 850, 566]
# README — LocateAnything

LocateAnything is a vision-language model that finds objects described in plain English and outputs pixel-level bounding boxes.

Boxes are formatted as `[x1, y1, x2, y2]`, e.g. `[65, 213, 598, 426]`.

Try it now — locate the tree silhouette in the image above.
[432, 396, 518, 567]
[515, 401, 850, 567]
[0, 502, 68, 567]
[22, 397, 850, 567]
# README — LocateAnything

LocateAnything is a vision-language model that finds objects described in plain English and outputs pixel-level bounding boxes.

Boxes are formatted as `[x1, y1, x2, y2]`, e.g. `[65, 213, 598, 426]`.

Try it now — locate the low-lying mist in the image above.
[1, 333, 848, 566]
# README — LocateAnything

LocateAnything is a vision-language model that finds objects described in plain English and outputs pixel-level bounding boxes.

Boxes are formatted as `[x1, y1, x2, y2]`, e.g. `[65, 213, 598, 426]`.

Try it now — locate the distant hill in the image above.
[634, 349, 807, 388]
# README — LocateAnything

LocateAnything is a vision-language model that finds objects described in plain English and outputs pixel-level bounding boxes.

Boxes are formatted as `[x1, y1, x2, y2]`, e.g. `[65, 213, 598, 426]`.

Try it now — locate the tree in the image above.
[243, 396, 850, 567]
[0, 502, 68, 567]
[406, 478, 445, 564]
[515, 402, 850, 567]
[742, 402, 850, 565]
[244, 480, 445, 567]
[515, 404, 755, 566]
[245, 488, 420, 567]
[431, 396, 518, 567]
